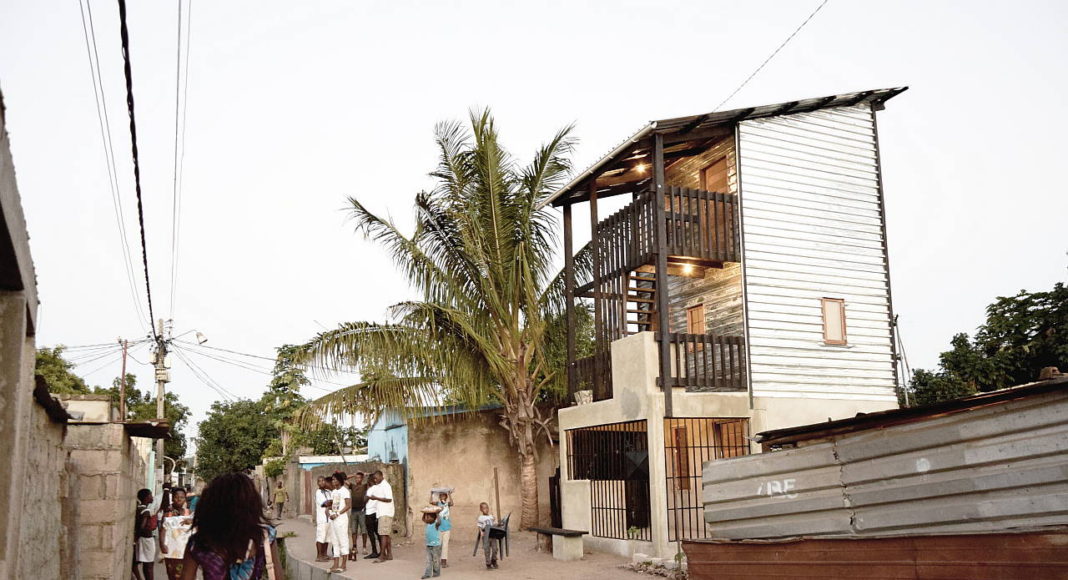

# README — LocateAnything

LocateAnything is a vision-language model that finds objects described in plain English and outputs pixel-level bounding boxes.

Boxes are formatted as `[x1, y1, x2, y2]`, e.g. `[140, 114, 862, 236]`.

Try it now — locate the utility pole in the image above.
[118, 338, 129, 420]
[153, 319, 172, 485]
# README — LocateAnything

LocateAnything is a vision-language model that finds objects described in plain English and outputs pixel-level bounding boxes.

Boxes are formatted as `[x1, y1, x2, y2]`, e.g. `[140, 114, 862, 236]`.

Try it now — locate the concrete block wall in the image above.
[65, 424, 148, 580]
[16, 399, 76, 579]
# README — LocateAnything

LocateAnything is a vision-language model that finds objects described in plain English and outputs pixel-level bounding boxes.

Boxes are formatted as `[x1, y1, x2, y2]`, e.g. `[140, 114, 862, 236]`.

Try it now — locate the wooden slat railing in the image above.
[656, 333, 746, 391]
[664, 187, 739, 263]
[569, 350, 612, 402]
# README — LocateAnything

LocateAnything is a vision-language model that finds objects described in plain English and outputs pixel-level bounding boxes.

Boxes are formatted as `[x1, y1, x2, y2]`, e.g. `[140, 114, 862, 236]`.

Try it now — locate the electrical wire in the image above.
[173, 341, 345, 393]
[169, 0, 192, 319]
[711, 0, 830, 112]
[173, 339, 362, 377]
[116, 0, 159, 339]
[76, 0, 149, 332]
[171, 348, 237, 401]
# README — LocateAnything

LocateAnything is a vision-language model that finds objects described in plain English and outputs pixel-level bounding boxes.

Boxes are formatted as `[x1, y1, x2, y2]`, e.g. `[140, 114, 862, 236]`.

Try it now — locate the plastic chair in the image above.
[472, 513, 511, 559]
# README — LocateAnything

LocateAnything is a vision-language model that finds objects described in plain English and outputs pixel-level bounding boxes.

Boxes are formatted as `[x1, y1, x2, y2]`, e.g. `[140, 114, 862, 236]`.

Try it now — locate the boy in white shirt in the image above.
[476, 502, 499, 569]
[314, 476, 332, 561]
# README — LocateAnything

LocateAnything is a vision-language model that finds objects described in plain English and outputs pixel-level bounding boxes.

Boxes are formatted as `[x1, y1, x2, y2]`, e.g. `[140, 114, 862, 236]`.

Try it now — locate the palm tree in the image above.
[294, 110, 579, 528]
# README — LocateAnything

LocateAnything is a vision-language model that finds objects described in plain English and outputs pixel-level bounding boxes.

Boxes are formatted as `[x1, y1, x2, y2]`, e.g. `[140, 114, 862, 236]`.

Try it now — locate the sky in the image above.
[1, 0, 1066, 451]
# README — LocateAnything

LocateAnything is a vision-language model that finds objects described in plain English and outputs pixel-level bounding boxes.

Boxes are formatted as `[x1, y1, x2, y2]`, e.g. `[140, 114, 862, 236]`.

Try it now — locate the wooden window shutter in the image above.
[821, 298, 847, 345]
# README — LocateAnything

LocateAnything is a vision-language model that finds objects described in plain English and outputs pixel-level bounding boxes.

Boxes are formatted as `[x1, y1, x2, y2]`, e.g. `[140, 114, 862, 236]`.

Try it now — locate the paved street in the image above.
[277, 516, 637, 580]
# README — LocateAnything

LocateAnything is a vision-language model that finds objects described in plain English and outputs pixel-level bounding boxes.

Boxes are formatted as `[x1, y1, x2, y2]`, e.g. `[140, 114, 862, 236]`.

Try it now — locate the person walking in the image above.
[314, 476, 332, 562]
[348, 471, 370, 560]
[435, 491, 453, 568]
[367, 470, 394, 563]
[159, 488, 194, 580]
[179, 472, 284, 580]
[327, 472, 352, 574]
[476, 502, 499, 570]
[420, 508, 443, 579]
[271, 481, 288, 521]
[133, 488, 157, 580]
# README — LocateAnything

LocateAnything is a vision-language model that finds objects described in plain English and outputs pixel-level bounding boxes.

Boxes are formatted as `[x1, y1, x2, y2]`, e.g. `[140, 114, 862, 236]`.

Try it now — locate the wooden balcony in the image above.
[658, 333, 746, 391]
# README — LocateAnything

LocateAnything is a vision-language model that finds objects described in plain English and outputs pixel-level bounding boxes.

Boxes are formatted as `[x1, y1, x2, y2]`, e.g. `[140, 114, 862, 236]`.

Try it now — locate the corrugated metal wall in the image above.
[737, 104, 896, 401]
[701, 389, 1068, 539]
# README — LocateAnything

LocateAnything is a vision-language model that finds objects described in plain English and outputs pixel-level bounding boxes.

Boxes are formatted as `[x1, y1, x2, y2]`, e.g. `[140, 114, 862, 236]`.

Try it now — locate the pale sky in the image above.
[1, 0, 1066, 448]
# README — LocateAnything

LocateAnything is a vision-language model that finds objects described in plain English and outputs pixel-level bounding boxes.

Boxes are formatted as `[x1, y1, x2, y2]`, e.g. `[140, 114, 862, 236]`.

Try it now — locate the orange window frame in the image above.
[821, 298, 847, 345]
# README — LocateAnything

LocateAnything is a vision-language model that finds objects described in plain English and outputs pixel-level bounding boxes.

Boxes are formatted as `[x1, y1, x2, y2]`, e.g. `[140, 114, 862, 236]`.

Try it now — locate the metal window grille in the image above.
[566, 421, 651, 541]
[664, 418, 750, 541]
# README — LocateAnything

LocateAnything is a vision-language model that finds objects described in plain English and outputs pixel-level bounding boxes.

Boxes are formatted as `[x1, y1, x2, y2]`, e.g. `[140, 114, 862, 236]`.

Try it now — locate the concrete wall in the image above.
[65, 424, 149, 580]
[406, 408, 557, 529]
[16, 393, 76, 579]
[702, 387, 1068, 539]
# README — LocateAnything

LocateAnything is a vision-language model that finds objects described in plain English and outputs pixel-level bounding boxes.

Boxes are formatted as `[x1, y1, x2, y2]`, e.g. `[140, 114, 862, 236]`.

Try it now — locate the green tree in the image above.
[905, 282, 1068, 405]
[194, 399, 275, 481]
[95, 374, 190, 467]
[294, 111, 577, 528]
[35, 346, 92, 394]
[259, 345, 311, 459]
[299, 424, 368, 455]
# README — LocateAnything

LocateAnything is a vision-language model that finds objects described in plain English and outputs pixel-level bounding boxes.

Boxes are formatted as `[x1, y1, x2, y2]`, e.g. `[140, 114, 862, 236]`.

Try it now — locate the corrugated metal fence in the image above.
[702, 388, 1068, 539]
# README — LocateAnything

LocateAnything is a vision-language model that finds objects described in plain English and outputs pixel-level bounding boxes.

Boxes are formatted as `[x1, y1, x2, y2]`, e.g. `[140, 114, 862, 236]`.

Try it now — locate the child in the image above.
[436, 492, 453, 568]
[476, 502, 498, 570]
[421, 509, 443, 579]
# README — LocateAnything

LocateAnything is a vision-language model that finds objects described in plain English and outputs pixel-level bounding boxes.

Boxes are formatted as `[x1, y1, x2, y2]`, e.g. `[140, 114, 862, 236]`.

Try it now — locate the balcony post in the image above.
[588, 181, 603, 396]
[563, 202, 576, 395]
[652, 133, 674, 417]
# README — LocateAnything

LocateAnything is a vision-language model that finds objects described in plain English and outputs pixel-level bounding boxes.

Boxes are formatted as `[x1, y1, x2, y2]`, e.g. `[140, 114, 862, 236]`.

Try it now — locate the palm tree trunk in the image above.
[518, 440, 539, 529]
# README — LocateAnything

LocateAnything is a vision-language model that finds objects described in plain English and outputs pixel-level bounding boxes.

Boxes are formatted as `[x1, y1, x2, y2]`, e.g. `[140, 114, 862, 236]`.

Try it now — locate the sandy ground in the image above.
[277, 515, 640, 580]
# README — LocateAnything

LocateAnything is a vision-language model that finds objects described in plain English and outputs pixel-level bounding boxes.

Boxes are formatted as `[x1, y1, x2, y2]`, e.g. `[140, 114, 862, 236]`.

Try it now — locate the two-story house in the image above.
[547, 87, 907, 558]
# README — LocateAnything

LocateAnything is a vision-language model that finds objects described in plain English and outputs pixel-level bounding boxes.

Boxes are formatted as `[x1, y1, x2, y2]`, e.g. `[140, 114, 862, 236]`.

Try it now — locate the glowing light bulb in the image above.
[682, 264, 694, 275]
[634, 163, 648, 174]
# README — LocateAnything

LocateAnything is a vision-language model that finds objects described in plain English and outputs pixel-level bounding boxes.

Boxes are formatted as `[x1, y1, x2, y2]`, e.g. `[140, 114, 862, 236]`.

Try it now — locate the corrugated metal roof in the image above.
[543, 87, 908, 208]
[756, 374, 1068, 446]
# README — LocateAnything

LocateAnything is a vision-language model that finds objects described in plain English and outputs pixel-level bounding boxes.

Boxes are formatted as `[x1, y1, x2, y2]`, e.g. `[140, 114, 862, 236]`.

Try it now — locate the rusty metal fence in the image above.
[665, 418, 750, 541]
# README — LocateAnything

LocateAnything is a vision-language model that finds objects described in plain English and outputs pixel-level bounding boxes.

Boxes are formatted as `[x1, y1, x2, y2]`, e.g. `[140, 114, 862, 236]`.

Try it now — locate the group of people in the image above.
[313, 470, 395, 574]
[133, 473, 285, 580]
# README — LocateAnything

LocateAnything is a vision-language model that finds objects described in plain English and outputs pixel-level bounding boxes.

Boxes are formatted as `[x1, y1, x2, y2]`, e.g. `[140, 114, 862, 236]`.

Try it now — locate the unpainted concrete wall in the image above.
[406, 409, 557, 529]
[65, 424, 148, 580]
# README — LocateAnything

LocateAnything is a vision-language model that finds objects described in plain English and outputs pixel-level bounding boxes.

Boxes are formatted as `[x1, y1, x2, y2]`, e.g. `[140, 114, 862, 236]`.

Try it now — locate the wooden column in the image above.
[652, 133, 674, 417]
[589, 181, 602, 365]
[563, 202, 576, 395]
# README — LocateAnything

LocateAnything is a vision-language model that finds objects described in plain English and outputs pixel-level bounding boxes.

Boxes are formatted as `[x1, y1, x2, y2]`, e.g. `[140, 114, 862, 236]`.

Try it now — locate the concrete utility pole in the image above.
[153, 319, 172, 484]
[118, 338, 129, 420]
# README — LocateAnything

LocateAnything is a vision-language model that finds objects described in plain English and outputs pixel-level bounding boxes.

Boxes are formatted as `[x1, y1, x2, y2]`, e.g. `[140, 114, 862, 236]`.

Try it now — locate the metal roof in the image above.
[543, 86, 908, 208]
[755, 374, 1068, 446]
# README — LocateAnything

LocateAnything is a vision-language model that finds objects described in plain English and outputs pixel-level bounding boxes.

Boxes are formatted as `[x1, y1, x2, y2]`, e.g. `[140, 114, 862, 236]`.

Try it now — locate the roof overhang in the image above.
[541, 86, 908, 208]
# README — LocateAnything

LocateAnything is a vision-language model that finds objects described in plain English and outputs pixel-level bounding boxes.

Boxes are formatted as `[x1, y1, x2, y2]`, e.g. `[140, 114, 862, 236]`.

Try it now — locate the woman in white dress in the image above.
[327, 472, 352, 574]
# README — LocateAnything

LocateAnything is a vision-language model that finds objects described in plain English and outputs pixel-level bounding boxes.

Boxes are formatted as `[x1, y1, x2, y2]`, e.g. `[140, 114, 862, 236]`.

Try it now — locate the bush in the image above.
[264, 458, 285, 479]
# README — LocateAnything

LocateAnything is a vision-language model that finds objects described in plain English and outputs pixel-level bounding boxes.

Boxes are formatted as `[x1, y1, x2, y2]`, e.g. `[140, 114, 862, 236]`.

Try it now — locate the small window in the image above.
[821, 298, 847, 345]
[686, 304, 706, 335]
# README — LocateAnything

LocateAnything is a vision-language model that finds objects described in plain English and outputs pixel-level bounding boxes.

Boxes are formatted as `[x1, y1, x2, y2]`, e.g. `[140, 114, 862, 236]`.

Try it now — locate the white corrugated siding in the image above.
[738, 104, 896, 401]
[702, 388, 1068, 539]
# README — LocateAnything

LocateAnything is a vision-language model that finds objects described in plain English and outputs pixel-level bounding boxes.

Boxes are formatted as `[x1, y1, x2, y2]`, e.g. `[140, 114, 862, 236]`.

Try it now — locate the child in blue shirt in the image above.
[422, 509, 443, 578]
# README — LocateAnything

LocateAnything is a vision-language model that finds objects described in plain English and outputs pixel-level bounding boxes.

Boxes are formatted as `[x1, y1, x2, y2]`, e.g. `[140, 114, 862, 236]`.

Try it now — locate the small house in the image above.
[549, 88, 906, 558]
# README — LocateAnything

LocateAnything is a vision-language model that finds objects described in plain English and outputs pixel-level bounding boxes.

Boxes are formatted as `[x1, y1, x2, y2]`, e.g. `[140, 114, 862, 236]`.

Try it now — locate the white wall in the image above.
[738, 103, 897, 403]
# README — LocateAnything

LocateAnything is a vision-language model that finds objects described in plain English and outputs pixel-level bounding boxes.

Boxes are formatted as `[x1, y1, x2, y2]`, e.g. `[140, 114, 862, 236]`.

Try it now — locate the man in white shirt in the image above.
[367, 470, 395, 562]
[314, 476, 332, 562]
[363, 475, 380, 560]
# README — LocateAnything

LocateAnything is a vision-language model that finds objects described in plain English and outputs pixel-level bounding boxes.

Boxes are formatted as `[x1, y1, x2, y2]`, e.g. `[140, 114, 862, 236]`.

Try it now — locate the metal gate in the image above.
[567, 420, 651, 540]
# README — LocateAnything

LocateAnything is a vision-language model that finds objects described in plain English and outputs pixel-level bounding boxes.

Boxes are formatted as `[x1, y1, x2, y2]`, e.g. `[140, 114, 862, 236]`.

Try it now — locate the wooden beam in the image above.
[652, 133, 673, 417]
[563, 202, 576, 395]
[589, 181, 603, 368]
[661, 124, 734, 145]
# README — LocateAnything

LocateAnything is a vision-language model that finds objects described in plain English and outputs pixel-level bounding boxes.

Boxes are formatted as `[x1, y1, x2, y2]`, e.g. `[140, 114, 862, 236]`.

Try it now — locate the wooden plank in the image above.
[564, 203, 575, 395]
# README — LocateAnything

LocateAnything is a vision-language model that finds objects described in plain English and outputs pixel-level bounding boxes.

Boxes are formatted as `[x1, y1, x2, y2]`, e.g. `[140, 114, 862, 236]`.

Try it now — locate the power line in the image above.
[173, 339, 360, 376]
[76, 0, 149, 331]
[169, 0, 192, 319]
[172, 341, 345, 392]
[172, 348, 237, 402]
[116, 0, 159, 339]
[711, 0, 830, 112]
